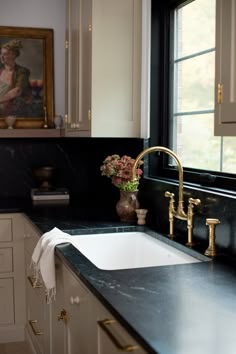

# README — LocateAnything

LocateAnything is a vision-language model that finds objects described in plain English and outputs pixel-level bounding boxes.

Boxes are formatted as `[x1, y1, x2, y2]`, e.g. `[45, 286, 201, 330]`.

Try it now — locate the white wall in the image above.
[0, 0, 66, 117]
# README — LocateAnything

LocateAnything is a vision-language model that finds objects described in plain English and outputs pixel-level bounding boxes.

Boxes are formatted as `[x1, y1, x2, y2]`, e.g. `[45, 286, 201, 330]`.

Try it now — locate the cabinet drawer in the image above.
[0, 218, 13, 242]
[0, 278, 14, 325]
[96, 302, 147, 354]
[0, 248, 13, 273]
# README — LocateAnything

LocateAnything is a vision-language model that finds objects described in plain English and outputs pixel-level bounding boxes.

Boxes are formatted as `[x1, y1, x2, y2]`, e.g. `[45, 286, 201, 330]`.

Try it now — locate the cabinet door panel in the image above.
[215, 0, 236, 135]
[63, 264, 90, 354]
[24, 218, 50, 354]
[0, 248, 13, 273]
[0, 218, 12, 242]
[0, 278, 14, 325]
[51, 259, 68, 354]
[66, 0, 92, 134]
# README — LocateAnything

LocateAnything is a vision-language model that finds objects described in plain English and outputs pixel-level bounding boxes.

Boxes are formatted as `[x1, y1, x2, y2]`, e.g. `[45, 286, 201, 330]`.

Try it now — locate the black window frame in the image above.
[149, 0, 236, 195]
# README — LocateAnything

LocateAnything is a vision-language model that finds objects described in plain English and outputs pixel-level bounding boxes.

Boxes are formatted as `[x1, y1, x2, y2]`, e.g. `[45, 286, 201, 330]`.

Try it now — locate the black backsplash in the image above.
[138, 178, 236, 256]
[0, 137, 144, 202]
[0, 137, 235, 255]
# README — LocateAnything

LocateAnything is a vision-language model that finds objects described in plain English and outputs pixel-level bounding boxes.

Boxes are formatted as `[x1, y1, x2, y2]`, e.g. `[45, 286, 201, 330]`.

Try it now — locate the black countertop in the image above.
[2, 200, 236, 354]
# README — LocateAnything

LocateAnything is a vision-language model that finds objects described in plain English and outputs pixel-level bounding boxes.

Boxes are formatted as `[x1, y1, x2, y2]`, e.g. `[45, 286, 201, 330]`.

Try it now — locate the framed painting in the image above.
[0, 26, 54, 129]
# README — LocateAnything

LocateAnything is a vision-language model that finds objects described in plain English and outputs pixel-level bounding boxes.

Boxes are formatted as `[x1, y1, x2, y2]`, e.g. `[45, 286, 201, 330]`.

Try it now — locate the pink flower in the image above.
[100, 154, 143, 192]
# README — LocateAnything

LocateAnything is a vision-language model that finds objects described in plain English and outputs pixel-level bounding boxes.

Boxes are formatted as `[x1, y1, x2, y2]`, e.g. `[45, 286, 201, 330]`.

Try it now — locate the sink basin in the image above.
[70, 231, 201, 270]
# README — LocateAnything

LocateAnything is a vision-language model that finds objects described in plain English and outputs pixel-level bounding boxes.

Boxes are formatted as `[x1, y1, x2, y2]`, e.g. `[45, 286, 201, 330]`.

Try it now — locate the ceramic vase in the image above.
[116, 190, 140, 222]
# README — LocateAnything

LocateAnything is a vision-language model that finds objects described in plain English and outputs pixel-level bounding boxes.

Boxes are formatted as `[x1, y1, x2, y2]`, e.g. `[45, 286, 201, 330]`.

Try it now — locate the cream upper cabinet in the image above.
[65, 0, 92, 136]
[215, 0, 236, 135]
[65, 0, 142, 137]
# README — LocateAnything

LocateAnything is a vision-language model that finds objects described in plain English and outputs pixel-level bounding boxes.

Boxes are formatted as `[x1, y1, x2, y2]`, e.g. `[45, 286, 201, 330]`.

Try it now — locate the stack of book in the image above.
[31, 188, 70, 201]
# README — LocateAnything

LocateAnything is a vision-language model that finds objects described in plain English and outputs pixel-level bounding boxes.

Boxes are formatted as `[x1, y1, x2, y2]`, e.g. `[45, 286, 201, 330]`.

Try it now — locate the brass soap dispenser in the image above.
[204, 218, 221, 257]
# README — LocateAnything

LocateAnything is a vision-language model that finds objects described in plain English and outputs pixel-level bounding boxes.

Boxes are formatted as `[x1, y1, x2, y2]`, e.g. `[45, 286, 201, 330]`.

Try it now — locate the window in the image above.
[150, 0, 236, 192]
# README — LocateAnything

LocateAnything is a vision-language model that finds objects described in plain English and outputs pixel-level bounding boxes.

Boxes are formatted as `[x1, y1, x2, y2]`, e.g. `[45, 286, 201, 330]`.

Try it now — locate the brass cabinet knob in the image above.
[57, 309, 68, 323]
[70, 296, 80, 305]
[204, 218, 221, 257]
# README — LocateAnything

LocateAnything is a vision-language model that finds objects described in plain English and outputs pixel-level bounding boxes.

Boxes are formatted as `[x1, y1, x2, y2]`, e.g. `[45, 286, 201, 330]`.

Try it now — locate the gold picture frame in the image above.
[0, 26, 54, 129]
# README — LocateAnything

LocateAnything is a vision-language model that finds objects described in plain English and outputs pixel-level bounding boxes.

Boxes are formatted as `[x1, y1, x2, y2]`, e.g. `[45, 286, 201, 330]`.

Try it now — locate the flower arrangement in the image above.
[100, 154, 143, 192]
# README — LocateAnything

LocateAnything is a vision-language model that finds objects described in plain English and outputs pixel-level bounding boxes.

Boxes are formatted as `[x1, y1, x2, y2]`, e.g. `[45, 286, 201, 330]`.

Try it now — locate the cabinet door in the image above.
[0, 213, 26, 343]
[65, 0, 142, 138]
[65, 0, 92, 136]
[51, 257, 67, 354]
[91, 0, 142, 138]
[63, 263, 90, 354]
[215, 0, 236, 135]
[0, 278, 14, 325]
[24, 219, 51, 354]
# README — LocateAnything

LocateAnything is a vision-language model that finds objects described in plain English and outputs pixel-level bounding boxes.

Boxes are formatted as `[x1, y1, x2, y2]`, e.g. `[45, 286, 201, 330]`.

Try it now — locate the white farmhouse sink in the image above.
[70, 231, 201, 270]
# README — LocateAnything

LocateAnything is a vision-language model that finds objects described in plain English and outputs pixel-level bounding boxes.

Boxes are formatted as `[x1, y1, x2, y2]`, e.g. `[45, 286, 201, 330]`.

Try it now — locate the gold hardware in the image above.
[204, 218, 221, 257]
[88, 24, 92, 31]
[43, 106, 48, 128]
[164, 191, 175, 237]
[186, 198, 201, 247]
[88, 109, 91, 121]
[217, 83, 223, 104]
[65, 114, 71, 125]
[29, 320, 43, 335]
[27, 275, 42, 289]
[98, 319, 139, 352]
[57, 309, 68, 324]
[132, 147, 186, 220]
[65, 40, 69, 49]
[132, 147, 202, 240]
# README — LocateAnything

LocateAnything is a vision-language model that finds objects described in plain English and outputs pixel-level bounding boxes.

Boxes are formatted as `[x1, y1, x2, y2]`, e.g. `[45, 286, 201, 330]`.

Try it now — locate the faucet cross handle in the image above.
[188, 197, 201, 207]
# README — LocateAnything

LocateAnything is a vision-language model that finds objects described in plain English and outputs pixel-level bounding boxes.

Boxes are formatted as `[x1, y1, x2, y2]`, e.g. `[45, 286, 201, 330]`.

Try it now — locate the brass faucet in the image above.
[132, 146, 200, 240]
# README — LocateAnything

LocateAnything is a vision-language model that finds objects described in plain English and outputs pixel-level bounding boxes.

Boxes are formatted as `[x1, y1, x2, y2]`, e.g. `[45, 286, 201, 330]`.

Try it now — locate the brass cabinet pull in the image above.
[98, 319, 139, 352]
[29, 320, 43, 335]
[88, 109, 91, 121]
[217, 83, 223, 104]
[27, 275, 42, 288]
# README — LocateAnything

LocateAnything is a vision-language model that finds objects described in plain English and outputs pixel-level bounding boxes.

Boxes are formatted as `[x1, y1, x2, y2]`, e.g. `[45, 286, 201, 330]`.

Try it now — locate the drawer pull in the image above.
[27, 275, 43, 288]
[98, 319, 139, 352]
[29, 320, 43, 335]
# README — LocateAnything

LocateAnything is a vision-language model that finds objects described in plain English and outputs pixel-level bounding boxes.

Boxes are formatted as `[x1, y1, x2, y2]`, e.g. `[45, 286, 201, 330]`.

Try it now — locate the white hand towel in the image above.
[31, 227, 73, 304]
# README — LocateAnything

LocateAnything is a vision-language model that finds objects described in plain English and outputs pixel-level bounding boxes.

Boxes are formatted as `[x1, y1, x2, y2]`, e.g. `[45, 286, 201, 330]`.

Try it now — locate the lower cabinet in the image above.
[51, 258, 92, 354]
[0, 213, 26, 343]
[24, 217, 51, 354]
[51, 258, 147, 354]
[23, 217, 147, 354]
